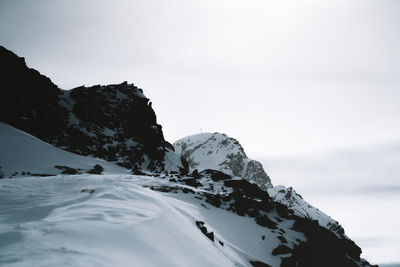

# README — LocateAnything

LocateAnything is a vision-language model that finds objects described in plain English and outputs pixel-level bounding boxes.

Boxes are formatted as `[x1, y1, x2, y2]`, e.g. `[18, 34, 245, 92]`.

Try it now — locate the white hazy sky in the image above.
[1, 1, 400, 264]
[1, 0, 399, 158]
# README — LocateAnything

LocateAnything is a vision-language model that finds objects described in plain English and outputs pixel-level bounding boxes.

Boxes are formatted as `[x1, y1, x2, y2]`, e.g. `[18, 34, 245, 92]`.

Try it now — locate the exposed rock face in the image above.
[173, 132, 272, 189]
[174, 132, 346, 237]
[0, 46, 186, 173]
[268, 186, 345, 237]
[149, 170, 376, 267]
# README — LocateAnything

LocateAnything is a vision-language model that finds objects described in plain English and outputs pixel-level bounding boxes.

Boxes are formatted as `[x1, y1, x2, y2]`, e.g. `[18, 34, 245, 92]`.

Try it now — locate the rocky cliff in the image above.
[0, 46, 186, 173]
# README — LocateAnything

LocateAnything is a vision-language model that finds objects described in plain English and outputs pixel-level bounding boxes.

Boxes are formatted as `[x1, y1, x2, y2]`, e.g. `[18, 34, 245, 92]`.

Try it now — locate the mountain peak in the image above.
[0, 45, 186, 174]
[173, 132, 272, 189]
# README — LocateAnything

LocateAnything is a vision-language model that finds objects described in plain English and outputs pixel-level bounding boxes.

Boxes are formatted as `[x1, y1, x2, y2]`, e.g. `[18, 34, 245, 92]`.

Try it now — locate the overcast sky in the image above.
[1, 0, 399, 158]
[1, 1, 400, 263]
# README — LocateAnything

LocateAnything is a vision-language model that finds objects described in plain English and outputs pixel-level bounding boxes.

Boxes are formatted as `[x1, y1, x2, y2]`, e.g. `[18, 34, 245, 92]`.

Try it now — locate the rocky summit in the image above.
[174, 132, 272, 189]
[0, 46, 186, 173]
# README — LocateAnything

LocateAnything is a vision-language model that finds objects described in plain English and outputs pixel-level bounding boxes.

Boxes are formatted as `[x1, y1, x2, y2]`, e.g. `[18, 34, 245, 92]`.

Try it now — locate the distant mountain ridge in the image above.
[0, 46, 186, 173]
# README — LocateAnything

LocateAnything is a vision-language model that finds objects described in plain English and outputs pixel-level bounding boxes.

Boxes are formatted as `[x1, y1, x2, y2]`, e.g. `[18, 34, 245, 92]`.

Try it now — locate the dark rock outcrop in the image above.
[250, 260, 272, 267]
[0, 46, 186, 173]
[148, 171, 376, 267]
[195, 220, 214, 242]
[87, 164, 104, 174]
[54, 165, 79, 175]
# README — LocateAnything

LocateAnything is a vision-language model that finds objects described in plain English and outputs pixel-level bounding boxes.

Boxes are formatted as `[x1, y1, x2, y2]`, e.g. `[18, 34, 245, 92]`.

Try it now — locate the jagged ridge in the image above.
[0, 46, 186, 173]
[173, 132, 347, 238]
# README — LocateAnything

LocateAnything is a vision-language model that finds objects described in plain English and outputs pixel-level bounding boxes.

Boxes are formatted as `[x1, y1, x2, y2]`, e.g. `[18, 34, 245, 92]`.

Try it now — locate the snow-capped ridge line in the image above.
[173, 132, 346, 238]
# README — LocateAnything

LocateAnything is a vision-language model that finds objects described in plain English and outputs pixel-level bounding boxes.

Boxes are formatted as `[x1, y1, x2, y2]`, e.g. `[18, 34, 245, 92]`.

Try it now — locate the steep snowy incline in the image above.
[267, 186, 345, 237]
[0, 122, 128, 178]
[173, 133, 272, 189]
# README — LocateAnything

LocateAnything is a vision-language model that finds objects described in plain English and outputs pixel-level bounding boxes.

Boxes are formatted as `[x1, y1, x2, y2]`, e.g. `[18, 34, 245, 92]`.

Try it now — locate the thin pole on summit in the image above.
[200, 128, 203, 134]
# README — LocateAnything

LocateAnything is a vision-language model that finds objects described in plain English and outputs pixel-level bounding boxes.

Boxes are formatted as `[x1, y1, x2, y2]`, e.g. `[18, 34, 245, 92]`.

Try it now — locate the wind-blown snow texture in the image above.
[0, 46, 376, 267]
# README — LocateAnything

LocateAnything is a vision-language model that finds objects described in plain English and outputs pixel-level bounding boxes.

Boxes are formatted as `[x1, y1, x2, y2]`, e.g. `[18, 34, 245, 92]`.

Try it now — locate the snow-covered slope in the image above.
[267, 186, 345, 237]
[0, 175, 243, 267]
[173, 132, 345, 237]
[173, 133, 272, 189]
[0, 125, 374, 266]
[0, 173, 373, 267]
[0, 122, 128, 178]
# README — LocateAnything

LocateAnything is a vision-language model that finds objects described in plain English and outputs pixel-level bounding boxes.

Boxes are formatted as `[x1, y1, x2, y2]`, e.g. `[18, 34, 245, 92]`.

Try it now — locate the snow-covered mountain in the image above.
[0, 46, 185, 173]
[174, 133, 272, 189]
[0, 124, 373, 266]
[0, 46, 376, 267]
[173, 133, 345, 237]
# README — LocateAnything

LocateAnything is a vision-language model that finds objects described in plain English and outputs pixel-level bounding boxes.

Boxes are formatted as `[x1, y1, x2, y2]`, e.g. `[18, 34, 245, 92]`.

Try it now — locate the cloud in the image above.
[261, 140, 400, 195]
